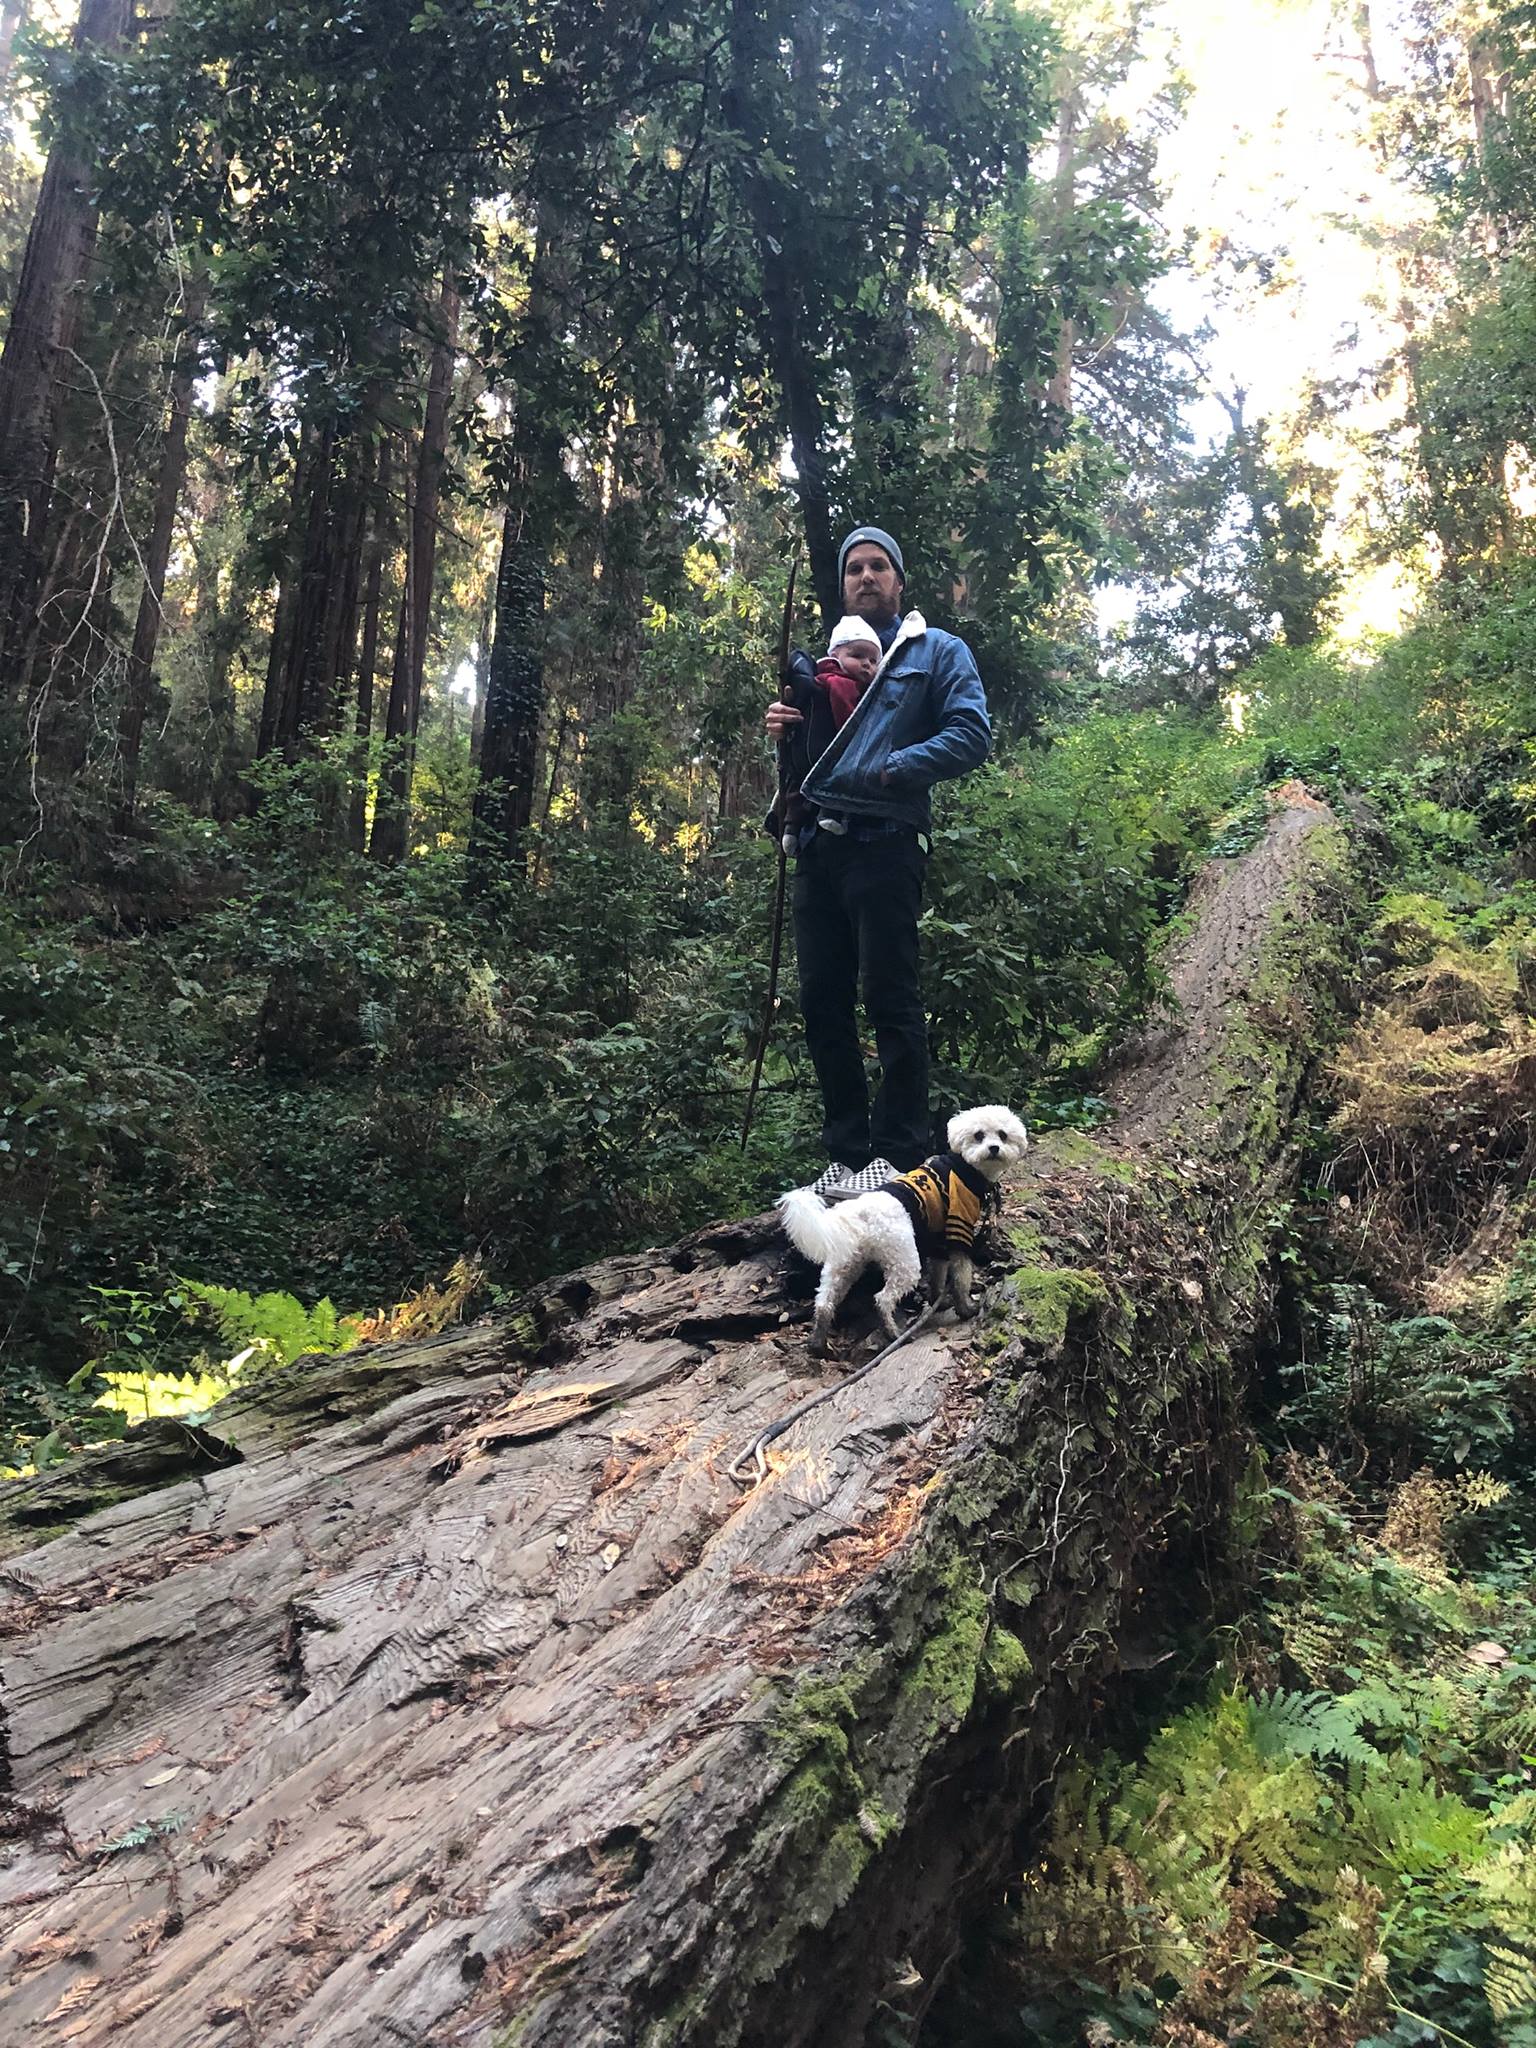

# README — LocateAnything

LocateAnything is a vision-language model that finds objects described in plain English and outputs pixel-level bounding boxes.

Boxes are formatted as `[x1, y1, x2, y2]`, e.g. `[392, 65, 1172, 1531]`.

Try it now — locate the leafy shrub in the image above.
[1277, 1295, 1528, 1479]
[925, 710, 1245, 1085]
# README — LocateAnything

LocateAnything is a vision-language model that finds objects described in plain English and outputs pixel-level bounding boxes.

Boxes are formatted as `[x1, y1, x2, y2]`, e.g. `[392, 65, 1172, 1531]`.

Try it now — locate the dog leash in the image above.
[728, 1301, 941, 1489]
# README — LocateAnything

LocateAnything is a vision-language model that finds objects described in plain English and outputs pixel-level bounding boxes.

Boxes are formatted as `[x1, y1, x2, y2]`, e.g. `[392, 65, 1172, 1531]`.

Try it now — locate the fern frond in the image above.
[1248, 1688, 1383, 1767]
[1488, 1789, 1536, 1835]
[1274, 1607, 1354, 1685]
[1491, 1703, 1536, 1759]
[1335, 1681, 1413, 1744]
[95, 1811, 186, 1858]
[179, 1280, 364, 1371]
[1484, 1943, 1536, 2022]
[1458, 1470, 1512, 1512]
[1344, 1755, 1487, 1879]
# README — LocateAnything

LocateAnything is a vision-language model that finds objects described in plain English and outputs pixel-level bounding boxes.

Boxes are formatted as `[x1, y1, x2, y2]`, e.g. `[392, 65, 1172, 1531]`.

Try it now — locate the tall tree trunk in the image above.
[303, 437, 370, 743]
[0, 0, 27, 82]
[1353, 2, 1381, 99]
[469, 580, 491, 769]
[725, 0, 839, 630]
[195, 540, 239, 813]
[257, 417, 375, 765]
[273, 419, 340, 759]
[369, 465, 416, 857]
[468, 484, 548, 880]
[1467, 30, 1508, 177]
[348, 448, 389, 853]
[113, 277, 205, 830]
[257, 424, 320, 759]
[0, 0, 133, 683]
[469, 219, 566, 889]
[370, 278, 460, 864]
[1046, 84, 1080, 412]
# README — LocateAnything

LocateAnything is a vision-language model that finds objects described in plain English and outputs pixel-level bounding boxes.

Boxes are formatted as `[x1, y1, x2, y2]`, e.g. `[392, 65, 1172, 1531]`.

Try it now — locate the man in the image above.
[765, 525, 990, 1194]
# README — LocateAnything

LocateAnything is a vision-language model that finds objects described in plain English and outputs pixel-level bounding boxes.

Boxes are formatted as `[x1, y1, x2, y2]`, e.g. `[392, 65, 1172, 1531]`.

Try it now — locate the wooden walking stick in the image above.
[740, 549, 801, 1151]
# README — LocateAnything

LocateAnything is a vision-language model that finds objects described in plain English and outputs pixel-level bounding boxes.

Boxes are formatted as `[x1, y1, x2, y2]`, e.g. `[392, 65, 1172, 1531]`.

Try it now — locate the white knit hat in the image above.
[827, 614, 882, 654]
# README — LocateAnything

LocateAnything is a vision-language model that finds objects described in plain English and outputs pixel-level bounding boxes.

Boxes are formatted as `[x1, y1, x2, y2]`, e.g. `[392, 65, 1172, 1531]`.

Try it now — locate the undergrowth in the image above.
[923, 658, 1536, 2048]
[0, 699, 1280, 1462]
[928, 1230, 1536, 2048]
[1001, 1445, 1536, 2048]
[6, 566, 1534, 1489]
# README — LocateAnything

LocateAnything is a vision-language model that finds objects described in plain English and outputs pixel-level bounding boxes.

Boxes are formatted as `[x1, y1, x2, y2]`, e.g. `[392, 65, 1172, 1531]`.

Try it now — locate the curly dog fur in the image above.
[778, 1106, 1028, 1354]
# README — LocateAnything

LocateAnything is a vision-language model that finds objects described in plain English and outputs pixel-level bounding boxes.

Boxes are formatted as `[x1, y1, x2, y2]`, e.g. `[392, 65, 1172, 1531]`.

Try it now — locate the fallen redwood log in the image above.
[1, 787, 1353, 2047]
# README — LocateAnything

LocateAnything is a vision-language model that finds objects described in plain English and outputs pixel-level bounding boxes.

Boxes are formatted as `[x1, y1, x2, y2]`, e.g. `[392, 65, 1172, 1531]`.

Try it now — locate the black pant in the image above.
[793, 830, 930, 1172]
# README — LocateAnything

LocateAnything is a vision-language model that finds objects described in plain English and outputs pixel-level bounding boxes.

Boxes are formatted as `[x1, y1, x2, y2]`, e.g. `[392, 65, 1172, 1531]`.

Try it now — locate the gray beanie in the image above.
[838, 525, 905, 589]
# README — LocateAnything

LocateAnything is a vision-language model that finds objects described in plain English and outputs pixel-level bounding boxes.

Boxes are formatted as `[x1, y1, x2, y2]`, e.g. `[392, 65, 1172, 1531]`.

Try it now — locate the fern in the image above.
[1457, 1470, 1511, 1511]
[1484, 1699, 1536, 1762]
[1292, 1861, 1389, 1985]
[92, 1367, 230, 1425]
[1274, 1611, 1345, 1685]
[179, 1281, 363, 1371]
[1468, 1831, 1536, 1989]
[1488, 1789, 1536, 1837]
[1324, 1281, 1382, 1373]
[95, 1812, 186, 1858]
[1485, 1943, 1536, 2022]
[1248, 1687, 1384, 1767]
[1128, 1695, 1335, 1895]
[1022, 1762, 1227, 1989]
[1343, 1754, 1489, 1881]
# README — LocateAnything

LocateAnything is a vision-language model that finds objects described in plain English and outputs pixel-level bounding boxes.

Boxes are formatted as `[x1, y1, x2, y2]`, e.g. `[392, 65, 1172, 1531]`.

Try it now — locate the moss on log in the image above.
[0, 791, 1356, 2048]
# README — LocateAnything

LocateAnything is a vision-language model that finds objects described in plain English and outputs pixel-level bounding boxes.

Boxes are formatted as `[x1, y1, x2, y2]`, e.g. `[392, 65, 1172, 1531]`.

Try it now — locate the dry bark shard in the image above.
[0, 791, 1354, 2047]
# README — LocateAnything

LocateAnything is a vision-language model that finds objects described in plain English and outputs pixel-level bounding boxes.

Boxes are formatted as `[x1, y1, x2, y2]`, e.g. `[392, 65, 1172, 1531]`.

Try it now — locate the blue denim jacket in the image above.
[799, 610, 990, 834]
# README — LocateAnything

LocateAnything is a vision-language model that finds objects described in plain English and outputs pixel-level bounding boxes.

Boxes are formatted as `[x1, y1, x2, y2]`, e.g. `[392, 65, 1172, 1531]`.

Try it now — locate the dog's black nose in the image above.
[987, 1144, 1000, 1155]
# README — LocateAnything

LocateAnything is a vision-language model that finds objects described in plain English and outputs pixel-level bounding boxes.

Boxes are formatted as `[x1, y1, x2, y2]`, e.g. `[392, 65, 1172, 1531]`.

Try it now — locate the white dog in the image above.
[779, 1106, 1029, 1354]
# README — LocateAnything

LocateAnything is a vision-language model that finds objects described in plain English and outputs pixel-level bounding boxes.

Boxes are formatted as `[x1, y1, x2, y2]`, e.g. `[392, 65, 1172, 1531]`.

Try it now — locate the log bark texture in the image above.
[0, 789, 1354, 2047]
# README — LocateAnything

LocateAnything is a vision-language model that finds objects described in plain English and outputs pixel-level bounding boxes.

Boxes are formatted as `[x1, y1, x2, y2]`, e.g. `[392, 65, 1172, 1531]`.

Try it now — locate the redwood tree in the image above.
[371, 276, 461, 863]
[0, 0, 132, 683]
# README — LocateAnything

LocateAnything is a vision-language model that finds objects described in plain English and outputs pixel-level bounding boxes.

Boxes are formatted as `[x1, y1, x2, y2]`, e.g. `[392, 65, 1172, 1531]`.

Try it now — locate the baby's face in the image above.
[836, 640, 881, 689]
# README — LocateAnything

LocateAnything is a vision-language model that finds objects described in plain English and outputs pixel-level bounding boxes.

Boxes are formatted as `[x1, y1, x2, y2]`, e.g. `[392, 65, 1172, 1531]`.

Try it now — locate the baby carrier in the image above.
[765, 648, 839, 851]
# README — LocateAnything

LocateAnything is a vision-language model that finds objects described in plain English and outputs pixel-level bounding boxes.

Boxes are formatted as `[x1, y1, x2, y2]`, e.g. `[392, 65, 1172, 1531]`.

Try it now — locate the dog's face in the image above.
[946, 1105, 1029, 1180]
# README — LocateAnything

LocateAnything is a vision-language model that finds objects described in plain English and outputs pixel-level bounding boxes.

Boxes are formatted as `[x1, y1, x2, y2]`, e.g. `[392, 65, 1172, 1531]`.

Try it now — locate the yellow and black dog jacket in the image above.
[882, 1153, 991, 1259]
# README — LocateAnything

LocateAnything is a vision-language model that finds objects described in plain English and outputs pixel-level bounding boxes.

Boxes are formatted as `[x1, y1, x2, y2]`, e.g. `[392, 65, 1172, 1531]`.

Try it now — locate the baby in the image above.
[770, 615, 884, 853]
[815, 615, 882, 722]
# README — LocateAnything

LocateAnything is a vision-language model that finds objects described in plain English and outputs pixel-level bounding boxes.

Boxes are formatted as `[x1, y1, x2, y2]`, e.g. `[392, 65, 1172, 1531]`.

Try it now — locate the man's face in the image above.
[843, 544, 902, 623]
[835, 639, 881, 689]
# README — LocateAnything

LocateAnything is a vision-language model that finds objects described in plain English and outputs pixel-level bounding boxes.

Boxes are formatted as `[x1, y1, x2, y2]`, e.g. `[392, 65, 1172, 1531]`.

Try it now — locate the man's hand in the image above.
[765, 701, 803, 739]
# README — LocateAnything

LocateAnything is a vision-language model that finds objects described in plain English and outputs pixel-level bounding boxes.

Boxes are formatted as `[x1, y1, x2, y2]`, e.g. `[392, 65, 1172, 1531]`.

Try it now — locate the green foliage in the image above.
[925, 707, 1245, 1085]
[3, 688, 1270, 1458]
[1014, 1482, 1536, 2046]
[176, 1280, 363, 1370]
[3, 1268, 368, 1470]
[1278, 1296, 1528, 1480]
[950, 898, 1536, 2048]
[1247, 1685, 1395, 1769]
[1115, 417, 1339, 699]
[91, 1368, 232, 1428]
[95, 1813, 187, 1858]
